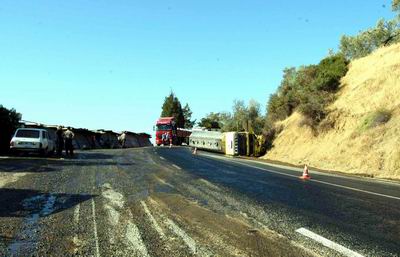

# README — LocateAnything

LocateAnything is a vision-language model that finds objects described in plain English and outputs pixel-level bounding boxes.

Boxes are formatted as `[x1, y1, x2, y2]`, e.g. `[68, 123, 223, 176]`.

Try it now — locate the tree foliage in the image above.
[265, 54, 348, 128]
[198, 100, 265, 134]
[339, 18, 400, 60]
[182, 103, 196, 129]
[393, 0, 400, 13]
[198, 112, 225, 130]
[160, 91, 185, 128]
[0, 105, 22, 154]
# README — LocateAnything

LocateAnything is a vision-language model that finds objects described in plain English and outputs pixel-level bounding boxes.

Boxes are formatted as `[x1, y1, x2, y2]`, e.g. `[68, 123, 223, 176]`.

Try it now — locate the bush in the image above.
[266, 93, 291, 122]
[318, 114, 336, 133]
[359, 109, 392, 131]
[262, 124, 282, 152]
[312, 54, 349, 91]
[266, 54, 348, 127]
[0, 105, 22, 154]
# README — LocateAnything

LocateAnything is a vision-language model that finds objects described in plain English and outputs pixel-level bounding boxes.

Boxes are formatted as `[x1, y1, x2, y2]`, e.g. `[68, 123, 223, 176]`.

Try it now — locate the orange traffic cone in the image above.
[192, 147, 197, 155]
[300, 164, 311, 179]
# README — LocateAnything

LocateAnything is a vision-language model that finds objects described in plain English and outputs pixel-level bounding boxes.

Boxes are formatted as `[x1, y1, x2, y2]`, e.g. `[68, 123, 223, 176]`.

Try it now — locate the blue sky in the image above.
[0, 0, 396, 135]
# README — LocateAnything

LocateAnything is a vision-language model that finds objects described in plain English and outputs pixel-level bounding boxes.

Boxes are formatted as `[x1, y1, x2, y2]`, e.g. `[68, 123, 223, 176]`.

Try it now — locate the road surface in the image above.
[0, 147, 399, 257]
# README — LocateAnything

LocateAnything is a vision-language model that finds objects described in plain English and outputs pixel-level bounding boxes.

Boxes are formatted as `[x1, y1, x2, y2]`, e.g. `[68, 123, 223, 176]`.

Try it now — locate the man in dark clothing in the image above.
[64, 127, 75, 157]
[56, 126, 64, 157]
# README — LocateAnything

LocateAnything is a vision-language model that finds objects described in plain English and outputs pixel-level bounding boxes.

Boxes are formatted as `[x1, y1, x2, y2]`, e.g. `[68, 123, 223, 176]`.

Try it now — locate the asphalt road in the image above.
[0, 147, 399, 257]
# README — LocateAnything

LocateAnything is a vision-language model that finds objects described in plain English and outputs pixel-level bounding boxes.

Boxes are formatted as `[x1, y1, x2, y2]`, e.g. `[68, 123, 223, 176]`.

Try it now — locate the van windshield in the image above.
[15, 130, 40, 138]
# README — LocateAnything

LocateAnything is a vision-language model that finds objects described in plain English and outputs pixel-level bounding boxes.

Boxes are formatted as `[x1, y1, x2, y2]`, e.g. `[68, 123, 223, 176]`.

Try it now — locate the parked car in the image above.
[10, 128, 56, 156]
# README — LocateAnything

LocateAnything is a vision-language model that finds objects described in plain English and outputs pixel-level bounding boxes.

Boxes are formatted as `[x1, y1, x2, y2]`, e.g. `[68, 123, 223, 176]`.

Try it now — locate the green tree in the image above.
[339, 18, 400, 60]
[247, 100, 265, 134]
[231, 100, 247, 131]
[182, 103, 195, 129]
[312, 54, 349, 91]
[393, 0, 400, 13]
[0, 105, 22, 154]
[199, 100, 265, 134]
[198, 112, 223, 130]
[160, 91, 185, 128]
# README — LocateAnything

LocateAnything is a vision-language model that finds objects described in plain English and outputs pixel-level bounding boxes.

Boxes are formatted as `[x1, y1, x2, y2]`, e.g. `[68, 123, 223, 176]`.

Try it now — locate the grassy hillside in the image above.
[263, 43, 400, 180]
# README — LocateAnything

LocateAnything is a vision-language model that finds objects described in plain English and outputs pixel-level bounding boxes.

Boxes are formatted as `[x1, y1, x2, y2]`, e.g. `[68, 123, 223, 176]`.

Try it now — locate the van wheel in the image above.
[40, 148, 48, 157]
[48, 148, 55, 156]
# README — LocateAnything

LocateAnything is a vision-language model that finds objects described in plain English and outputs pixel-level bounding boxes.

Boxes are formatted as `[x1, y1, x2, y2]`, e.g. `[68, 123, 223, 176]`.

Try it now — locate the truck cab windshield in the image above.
[157, 124, 172, 131]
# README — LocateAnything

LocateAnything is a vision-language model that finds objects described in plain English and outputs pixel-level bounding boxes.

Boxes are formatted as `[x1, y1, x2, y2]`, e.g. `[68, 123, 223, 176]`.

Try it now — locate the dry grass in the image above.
[263, 43, 400, 180]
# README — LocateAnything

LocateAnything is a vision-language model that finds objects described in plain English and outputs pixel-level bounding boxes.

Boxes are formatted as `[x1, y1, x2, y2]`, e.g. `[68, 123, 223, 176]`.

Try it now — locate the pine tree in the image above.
[182, 103, 195, 129]
[160, 91, 185, 128]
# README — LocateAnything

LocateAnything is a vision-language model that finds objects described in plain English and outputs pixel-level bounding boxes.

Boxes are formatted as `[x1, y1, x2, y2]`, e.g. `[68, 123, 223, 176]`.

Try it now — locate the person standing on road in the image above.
[119, 132, 127, 148]
[56, 126, 64, 157]
[64, 127, 75, 157]
[167, 132, 172, 148]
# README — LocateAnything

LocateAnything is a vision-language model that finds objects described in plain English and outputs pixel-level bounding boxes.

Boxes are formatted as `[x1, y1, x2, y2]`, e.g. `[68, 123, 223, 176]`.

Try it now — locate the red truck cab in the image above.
[155, 117, 191, 146]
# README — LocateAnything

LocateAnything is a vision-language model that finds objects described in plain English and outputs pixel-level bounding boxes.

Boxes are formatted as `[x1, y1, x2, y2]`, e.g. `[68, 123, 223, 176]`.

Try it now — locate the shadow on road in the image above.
[0, 188, 96, 218]
[0, 155, 135, 173]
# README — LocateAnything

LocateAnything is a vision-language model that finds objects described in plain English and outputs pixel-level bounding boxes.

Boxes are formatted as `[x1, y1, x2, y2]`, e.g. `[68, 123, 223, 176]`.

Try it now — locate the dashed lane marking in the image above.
[296, 228, 364, 257]
[172, 164, 182, 170]
[203, 154, 400, 201]
[91, 198, 100, 257]
[140, 201, 165, 238]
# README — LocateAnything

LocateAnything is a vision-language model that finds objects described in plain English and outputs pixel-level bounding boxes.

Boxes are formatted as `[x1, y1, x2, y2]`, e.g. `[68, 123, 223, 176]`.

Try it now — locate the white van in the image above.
[10, 128, 55, 156]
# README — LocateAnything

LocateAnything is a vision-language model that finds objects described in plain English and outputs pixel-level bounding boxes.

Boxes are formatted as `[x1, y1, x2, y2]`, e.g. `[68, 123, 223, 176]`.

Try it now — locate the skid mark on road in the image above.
[100, 184, 150, 257]
[91, 198, 100, 257]
[74, 204, 80, 224]
[0, 172, 28, 188]
[165, 218, 197, 254]
[141, 201, 165, 238]
[296, 228, 364, 257]
[148, 198, 212, 257]
[125, 219, 150, 257]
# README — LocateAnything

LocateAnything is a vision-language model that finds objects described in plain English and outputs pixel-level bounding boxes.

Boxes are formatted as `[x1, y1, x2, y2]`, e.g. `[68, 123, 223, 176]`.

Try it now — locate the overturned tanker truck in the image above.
[189, 130, 266, 157]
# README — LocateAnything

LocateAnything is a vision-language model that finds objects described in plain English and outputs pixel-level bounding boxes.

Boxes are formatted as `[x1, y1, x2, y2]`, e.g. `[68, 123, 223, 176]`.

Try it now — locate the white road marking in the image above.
[172, 164, 182, 170]
[160, 156, 165, 160]
[91, 198, 100, 257]
[203, 154, 400, 201]
[141, 201, 165, 238]
[296, 228, 364, 257]
[310, 178, 400, 200]
[154, 176, 175, 188]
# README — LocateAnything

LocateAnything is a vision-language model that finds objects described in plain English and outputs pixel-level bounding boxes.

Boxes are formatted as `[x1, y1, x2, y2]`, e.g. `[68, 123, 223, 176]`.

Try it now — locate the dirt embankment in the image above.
[263, 43, 400, 180]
